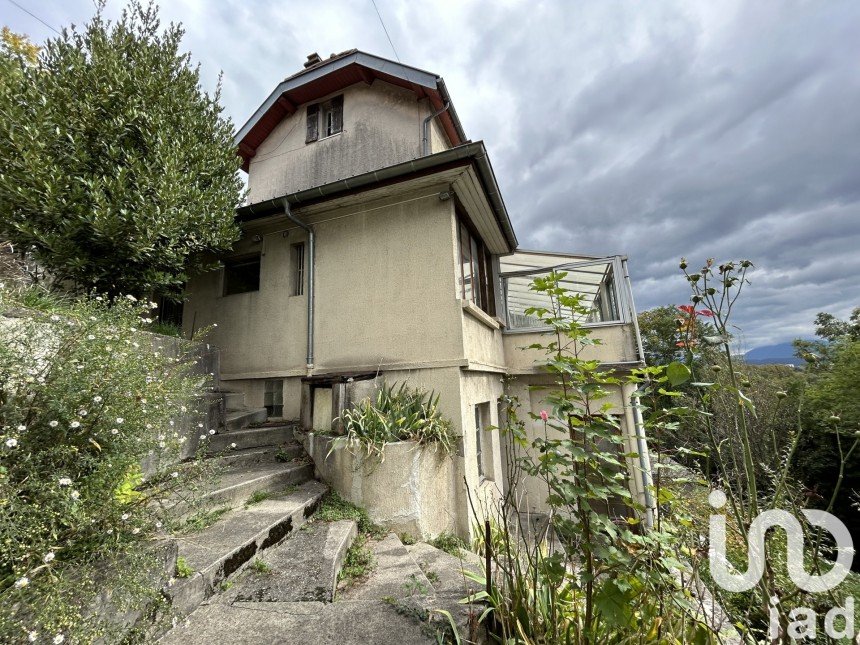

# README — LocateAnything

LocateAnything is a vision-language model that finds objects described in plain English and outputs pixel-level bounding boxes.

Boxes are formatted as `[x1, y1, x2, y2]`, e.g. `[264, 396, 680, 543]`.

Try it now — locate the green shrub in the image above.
[0, 285, 211, 641]
[336, 382, 455, 459]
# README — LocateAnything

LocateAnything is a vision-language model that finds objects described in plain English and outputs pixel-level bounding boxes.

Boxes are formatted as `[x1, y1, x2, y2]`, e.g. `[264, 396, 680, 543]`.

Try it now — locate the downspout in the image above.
[632, 390, 655, 529]
[282, 198, 314, 372]
[620, 256, 655, 528]
[422, 101, 450, 156]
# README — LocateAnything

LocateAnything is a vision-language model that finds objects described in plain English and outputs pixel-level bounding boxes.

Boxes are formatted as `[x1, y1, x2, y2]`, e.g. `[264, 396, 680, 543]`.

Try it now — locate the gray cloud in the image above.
[4, 0, 859, 347]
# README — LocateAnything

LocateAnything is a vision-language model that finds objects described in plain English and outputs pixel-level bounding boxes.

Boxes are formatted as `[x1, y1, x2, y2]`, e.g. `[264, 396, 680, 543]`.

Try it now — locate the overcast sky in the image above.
[4, 0, 859, 349]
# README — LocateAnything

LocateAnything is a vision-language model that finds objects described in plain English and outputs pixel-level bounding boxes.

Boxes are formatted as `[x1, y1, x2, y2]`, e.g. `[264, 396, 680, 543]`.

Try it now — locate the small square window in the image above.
[306, 95, 343, 143]
[223, 255, 260, 296]
[264, 379, 284, 418]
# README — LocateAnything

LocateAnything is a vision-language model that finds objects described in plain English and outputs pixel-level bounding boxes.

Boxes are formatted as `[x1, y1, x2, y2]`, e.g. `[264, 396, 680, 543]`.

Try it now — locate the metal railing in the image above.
[500, 256, 637, 332]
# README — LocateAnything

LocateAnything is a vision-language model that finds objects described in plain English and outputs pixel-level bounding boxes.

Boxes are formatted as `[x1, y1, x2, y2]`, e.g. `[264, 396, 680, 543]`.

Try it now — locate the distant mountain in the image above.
[744, 342, 803, 365]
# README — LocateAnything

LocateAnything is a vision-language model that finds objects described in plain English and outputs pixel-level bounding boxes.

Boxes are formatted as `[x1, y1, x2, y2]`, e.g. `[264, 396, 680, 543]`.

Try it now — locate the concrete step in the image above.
[206, 425, 294, 453]
[213, 443, 303, 470]
[168, 479, 327, 618]
[226, 407, 268, 432]
[200, 462, 313, 510]
[214, 520, 357, 604]
[160, 600, 442, 645]
[405, 542, 483, 598]
[338, 533, 434, 602]
[223, 391, 246, 411]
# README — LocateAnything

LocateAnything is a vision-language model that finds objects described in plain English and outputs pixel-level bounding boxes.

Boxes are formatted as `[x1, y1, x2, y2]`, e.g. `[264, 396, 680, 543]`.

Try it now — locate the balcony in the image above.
[499, 253, 644, 371]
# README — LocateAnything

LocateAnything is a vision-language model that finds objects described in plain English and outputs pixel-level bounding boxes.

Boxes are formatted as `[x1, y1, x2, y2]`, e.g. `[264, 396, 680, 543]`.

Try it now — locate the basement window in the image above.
[264, 379, 284, 418]
[291, 243, 305, 296]
[306, 95, 343, 143]
[223, 255, 260, 296]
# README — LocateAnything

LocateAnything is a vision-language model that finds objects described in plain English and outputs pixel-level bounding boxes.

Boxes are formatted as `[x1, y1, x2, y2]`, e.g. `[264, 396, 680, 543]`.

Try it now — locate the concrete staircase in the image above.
[163, 390, 323, 621]
[161, 532, 487, 644]
[157, 391, 487, 643]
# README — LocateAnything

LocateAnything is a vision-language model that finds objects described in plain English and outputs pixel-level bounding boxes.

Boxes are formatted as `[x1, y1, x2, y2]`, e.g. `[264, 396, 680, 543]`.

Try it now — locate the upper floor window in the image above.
[306, 95, 343, 143]
[457, 214, 495, 317]
[223, 254, 260, 296]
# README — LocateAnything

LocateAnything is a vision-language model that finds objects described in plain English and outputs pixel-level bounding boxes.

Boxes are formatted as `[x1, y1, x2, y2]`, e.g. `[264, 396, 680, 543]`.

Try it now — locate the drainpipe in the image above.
[282, 198, 314, 372]
[422, 101, 450, 156]
[632, 389, 655, 530]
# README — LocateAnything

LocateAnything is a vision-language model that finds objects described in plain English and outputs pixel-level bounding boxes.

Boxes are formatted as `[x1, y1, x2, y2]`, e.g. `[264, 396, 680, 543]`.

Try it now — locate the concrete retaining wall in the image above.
[303, 432, 461, 539]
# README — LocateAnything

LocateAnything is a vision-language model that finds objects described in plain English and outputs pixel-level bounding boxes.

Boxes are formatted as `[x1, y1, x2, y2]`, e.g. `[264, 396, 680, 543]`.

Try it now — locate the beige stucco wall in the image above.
[502, 323, 641, 373]
[503, 375, 637, 515]
[247, 80, 451, 204]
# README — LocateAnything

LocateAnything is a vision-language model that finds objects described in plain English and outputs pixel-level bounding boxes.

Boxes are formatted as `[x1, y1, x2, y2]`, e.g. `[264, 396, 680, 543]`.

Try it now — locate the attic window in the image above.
[306, 95, 343, 143]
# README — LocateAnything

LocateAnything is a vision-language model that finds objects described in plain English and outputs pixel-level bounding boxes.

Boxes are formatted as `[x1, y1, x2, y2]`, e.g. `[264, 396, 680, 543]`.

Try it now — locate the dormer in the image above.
[235, 50, 468, 204]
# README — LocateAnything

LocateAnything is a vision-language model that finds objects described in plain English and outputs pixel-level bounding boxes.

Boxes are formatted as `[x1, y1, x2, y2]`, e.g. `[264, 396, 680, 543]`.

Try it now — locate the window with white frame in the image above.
[475, 402, 493, 481]
[305, 95, 343, 143]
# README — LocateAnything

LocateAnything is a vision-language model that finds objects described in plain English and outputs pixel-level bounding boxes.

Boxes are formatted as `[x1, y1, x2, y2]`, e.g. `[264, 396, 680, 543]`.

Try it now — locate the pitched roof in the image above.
[235, 51, 468, 171]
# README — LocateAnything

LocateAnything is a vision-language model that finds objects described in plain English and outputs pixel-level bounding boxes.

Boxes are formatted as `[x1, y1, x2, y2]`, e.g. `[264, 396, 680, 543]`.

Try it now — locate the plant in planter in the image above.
[334, 382, 456, 460]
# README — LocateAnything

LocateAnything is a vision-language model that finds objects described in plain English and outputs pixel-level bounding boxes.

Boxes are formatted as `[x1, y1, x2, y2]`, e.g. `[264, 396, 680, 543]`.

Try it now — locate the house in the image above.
[182, 50, 654, 538]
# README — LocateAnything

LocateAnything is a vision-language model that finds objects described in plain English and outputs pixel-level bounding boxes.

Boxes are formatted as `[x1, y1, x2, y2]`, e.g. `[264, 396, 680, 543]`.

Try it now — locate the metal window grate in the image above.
[292, 243, 305, 296]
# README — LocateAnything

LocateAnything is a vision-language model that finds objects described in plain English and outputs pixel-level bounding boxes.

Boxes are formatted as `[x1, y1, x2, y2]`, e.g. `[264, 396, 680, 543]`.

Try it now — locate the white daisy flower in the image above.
[170, 472, 179, 478]
[28, 631, 38, 642]
[111, 428, 119, 435]
[54, 633, 65, 644]
[208, 429, 215, 435]
[5, 438, 18, 448]
[132, 527, 140, 535]
[87, 334, 96, 340]
[49, 420, 59, 428]
[93, 395, 103, 403]
[121, 513, 130, 520]
[199, 435, 206, 441]
[70, 490, 80, 500]
[43, 552, 55, 563]
[50, 314, 60, 322]
[155, 521, 162, 529]
[14, 576, 28, 588]
[230, 443, 237, 449]
[16, 424, 26, 432]
[58, 477, 72, 486]
[70, 421, 80, 429]
[116, 418, 124, 424]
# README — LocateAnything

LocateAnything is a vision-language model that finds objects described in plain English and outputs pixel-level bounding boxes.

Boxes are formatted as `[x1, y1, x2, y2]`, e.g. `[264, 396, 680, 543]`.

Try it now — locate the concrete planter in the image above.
[303, 432, 460, 539]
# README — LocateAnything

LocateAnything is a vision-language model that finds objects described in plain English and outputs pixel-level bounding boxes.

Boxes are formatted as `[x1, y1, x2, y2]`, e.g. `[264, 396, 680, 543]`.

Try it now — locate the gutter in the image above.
[281, 198, 315, 372]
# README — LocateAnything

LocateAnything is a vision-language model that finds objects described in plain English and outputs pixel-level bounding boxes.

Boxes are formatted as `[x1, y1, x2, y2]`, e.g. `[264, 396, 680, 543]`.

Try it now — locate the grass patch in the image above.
[181, 506, 230, 533]
[429, 532, 467, 558]
[399, 532, 417, 545]
[250, 558, 272, 574]
[316, 491, 385, 538]
[245, 490, 272, 507]
[175, 557, 193, 579]
[339, 534, 375, 584]
[219, 580, 234, 592]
